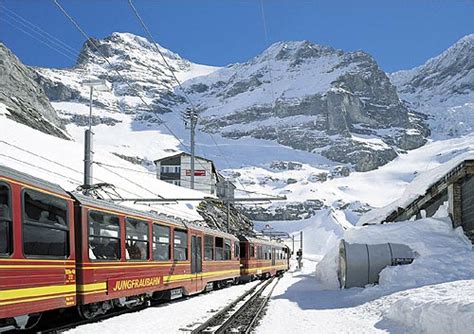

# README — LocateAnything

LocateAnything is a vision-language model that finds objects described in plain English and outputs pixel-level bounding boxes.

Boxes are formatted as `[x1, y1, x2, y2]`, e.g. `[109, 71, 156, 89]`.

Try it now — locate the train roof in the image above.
[71, 192, 238, 240]
[188, 223, 239, 240]
[0, 164, 238, 239]
[71, 192, 187, 228]
[238, 235, 287, 248]
[0, 164, 70, 197]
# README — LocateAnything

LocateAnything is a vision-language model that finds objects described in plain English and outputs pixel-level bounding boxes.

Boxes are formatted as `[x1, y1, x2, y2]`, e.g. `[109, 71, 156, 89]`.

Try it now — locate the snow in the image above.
[65, 281, 260, 334]
[0, 102, 10, 116]
[382, 280, 474, 334]
[3, 30, 474, 333]
[258, 215, 473, 333]
[0, 115, 205, 221]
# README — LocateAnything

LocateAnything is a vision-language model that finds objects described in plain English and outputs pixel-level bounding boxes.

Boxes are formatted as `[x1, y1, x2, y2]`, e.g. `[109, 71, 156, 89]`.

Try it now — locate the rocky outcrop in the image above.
[240, 200, 325, 221]
[197, 199, 255, 236]
[0, 43, 69, 139]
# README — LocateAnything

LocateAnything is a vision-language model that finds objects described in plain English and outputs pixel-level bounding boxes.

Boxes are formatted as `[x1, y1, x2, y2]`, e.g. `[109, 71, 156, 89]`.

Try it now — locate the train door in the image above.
[271, 248, 276, 266]
[191, 235, 202, 291]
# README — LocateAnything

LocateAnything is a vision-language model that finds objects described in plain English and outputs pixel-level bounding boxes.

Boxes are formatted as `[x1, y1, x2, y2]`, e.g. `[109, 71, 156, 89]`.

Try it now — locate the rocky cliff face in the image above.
[391, 34, 474, 138]
[182, 41, 429, 171]
[0, 43, 69, 139]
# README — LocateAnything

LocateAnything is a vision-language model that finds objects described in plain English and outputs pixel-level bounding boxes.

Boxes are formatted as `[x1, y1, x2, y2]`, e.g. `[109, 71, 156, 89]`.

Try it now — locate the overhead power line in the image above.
[52, 0, 219, 182]
[127, 0, 249, 192]
[0, 4, 78, 55]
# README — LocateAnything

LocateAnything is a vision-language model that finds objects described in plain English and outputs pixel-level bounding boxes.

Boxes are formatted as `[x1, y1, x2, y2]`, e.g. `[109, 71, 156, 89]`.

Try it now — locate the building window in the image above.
[153, 224, 170, 261]
[215, 237, 224, 260]
[204, 235, 214, 260]
[125, 218, 149, 261]
[173, 229, 188, 261]
[22, 190, 69, 258]
[88, 211, 120, 261]
[161, 166, 181, 174]
[0, 184, 12, 256]
[224, 239, 231, 260]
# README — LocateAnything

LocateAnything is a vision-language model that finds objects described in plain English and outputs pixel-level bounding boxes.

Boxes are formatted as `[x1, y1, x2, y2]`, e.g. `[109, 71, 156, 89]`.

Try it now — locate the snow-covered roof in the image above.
[359, 156, 474, 226]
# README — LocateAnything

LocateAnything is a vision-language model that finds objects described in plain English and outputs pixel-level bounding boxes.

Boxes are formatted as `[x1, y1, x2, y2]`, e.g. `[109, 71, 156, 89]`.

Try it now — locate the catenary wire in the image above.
[0, 5, 79, 55]
[127, 0, 249, 192]
[53, 0, 215, 179]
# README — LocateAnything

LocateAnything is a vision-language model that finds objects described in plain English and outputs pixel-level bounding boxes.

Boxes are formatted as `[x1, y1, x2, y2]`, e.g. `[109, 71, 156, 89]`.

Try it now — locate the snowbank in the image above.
[315, 211, 473, 291]
[254, 208, 351, 256]
[382, 280, 474, 334]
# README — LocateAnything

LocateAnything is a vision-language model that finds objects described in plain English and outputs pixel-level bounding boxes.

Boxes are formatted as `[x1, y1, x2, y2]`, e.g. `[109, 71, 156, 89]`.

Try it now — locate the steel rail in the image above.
[190, 279, 269, 334]
[215, 276, 279, 334]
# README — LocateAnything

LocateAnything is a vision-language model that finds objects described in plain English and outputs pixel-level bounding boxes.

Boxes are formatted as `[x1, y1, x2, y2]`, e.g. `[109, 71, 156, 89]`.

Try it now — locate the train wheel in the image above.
[77, 302, 112, 320]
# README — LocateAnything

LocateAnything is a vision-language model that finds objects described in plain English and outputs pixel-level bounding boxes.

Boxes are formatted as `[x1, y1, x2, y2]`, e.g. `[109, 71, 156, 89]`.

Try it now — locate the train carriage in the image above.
[0, 165, 76, 331]
[0, 164, 287, 331]
[71, 193, 241, 319]
[239, 236, 289, 280]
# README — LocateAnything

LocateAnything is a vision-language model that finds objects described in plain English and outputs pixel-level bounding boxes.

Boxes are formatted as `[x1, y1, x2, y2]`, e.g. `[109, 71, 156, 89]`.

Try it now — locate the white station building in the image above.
[154, 153, 219, 195]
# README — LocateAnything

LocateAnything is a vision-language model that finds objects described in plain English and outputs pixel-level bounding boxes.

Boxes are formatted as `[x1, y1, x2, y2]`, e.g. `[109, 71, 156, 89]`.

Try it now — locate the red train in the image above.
[0, 165, 290, 331]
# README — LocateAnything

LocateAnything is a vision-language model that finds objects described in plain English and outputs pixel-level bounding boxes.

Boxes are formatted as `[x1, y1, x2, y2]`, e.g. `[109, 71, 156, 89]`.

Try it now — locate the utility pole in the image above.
[81, 79, 110, 194]
[300, 230, 303, 253]
[292, 235, 295, 255]
[84, 86, 93, 190]
[184, 108, 198, 189]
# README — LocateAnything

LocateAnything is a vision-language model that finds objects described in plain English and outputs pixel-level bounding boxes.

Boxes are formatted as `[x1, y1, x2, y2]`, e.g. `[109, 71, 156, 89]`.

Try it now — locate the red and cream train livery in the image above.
[0, 165, 289, 331]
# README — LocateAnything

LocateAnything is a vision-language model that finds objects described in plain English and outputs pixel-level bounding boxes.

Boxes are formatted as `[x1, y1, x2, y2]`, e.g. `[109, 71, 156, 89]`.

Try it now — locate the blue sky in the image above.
[0, 0, 473, 72]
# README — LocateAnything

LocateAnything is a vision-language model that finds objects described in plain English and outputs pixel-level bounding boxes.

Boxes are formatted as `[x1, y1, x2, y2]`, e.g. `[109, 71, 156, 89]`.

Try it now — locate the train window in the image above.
[173, 229, 188, 261]
[88, 211, 120, 261]
[215, 237, 224, 260]
[204, 235, 214, 260]
[234, 242, 239, 259]
[153, 224, 170, 261]
[257, 246, 262, 260]
[22, 190, 69, 258]
[0, 184, 12, 256]
[249, 244, 255, 258]
[125, 218, 149, 261]
[224, 239, 231, 260]
[239, 242, 246, 258]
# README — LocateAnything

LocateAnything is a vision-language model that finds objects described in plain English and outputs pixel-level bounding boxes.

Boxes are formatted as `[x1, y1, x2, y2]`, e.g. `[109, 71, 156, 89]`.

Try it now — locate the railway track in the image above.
[191, 276, 281, 334]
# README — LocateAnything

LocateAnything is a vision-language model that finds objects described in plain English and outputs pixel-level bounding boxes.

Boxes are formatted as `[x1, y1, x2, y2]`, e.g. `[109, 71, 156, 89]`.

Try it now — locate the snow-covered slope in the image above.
[0, 104, 203, 221]
[391, 34, 474, 138]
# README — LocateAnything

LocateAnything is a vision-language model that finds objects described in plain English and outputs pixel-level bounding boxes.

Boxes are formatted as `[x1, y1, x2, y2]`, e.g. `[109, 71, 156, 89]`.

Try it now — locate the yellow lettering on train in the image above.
[112, 276, 162, 292]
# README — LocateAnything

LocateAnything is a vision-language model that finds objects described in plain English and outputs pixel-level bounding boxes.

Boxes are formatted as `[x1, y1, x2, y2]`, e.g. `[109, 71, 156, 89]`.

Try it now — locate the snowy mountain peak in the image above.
[76, 31, 187, 70]
[181, 40, 428, 171]
[35, 32, 218, 115]
[391, 34, 474, 138]
[261, 40, 341, 61]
